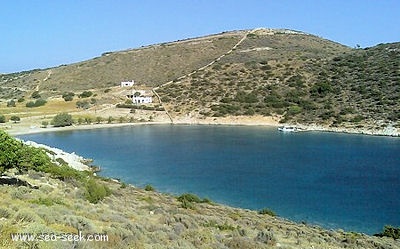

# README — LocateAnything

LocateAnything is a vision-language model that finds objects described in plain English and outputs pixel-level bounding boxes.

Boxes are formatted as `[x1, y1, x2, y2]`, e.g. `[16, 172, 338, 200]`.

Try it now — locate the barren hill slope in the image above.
[0, 30, 246, 97]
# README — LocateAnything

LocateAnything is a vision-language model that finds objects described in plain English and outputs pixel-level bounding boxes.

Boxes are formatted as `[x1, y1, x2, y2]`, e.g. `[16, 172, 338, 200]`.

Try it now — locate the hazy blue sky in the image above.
[1, 0, 399, 73]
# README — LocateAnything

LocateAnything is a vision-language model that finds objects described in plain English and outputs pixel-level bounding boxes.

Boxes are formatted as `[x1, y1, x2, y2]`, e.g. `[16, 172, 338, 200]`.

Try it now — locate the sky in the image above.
[1, 0, 399, 73]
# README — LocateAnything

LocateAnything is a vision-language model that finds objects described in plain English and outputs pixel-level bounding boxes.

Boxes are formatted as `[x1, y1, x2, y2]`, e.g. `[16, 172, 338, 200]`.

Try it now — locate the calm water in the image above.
[19, 125, 400, 234]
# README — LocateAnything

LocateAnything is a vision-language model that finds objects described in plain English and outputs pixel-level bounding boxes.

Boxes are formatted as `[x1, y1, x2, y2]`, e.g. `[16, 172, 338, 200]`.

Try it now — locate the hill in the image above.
[0, 28, 398, 134]
[0, 130, 399, 248]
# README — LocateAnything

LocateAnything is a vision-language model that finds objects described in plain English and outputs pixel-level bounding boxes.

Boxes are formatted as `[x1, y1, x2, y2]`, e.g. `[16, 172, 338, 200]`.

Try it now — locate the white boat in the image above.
[278, 126, 297, 132]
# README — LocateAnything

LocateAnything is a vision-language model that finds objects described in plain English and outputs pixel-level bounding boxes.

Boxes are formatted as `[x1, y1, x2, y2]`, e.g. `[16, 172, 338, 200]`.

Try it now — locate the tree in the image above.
[41, 121, 49, 128]
[62, 92, 75, 101]
[95, 116, 103, 124]
[52, 113, 73, 127]
[26, 99, 47, 107]
[10, 116, 20, 123]
[79, 91, 93, 98]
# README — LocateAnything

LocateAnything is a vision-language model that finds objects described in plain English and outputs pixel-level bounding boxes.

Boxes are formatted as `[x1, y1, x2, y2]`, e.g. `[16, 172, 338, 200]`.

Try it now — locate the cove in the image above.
[19, 124, 400, 234]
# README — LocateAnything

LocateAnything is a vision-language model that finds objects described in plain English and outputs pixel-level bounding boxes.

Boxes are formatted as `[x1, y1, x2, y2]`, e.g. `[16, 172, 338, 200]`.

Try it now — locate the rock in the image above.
[0, 176, 38, 189]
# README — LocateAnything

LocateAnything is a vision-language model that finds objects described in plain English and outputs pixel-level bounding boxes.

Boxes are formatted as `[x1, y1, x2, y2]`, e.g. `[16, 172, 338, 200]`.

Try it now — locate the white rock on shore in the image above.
[23, 140, 91, 171]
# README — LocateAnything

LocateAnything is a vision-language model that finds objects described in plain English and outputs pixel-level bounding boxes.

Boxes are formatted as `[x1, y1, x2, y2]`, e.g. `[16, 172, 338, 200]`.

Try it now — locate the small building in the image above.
[120, 80, 135, 87]
[133, 96, 153, 104]
[126, 90, 153, 104]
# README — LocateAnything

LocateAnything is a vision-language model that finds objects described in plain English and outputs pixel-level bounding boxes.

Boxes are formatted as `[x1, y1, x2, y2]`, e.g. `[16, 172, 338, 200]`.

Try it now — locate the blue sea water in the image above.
[19, 125, 400, 234]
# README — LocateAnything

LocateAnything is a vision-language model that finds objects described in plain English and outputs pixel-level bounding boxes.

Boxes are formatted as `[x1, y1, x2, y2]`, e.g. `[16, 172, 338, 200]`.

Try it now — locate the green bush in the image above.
[52, 113, 73, 127]
[30, 197, 64, 206]
[0, 115, 6, 123]
[10, 116, 20, 123]
[310, 82, 332, 97]
[177, 193, 211, 209]
[375, 225, 400, 239]
[62, 92, 75, 101]
[79, 91, 93, 98]
[144, 184, 155, 191]
[351, 115, 364, 123]
[41, 121, 49, 128]
[287, 105, 302, 115]
[258, 208, 276, 217]
[84, 178, 112, 204]
[26, 99, 47, 107]
[0, 130, 51, 172]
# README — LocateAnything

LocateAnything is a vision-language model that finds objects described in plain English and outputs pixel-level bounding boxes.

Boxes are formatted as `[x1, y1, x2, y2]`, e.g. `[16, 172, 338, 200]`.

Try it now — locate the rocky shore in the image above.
[23, 140, 91, 171]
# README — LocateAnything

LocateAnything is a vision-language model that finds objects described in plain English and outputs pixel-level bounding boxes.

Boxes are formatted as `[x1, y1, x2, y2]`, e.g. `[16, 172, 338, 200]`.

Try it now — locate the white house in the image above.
[120, 80, 135, 87]
[133, 96, 152, 104]
[126, 90, 153, 104]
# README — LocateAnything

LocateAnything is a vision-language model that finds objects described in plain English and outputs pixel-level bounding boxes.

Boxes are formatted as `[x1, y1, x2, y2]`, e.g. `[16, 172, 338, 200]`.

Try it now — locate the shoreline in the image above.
[0, 116, 400, 137]
[3, 118, 399, 137]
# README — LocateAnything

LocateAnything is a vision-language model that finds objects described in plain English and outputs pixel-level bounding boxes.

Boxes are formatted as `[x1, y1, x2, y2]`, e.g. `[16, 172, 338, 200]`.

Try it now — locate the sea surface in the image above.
[19, 125, 400, 234]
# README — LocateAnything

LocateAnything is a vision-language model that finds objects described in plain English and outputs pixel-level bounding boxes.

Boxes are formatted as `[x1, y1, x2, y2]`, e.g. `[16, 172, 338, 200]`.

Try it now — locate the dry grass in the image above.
[0, 171, 399, 249]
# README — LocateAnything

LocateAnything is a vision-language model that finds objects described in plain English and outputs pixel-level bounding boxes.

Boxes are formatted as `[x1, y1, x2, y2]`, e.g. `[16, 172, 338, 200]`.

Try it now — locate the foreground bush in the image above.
[85, 178, 112, 204]
[0, 130, 53, 173]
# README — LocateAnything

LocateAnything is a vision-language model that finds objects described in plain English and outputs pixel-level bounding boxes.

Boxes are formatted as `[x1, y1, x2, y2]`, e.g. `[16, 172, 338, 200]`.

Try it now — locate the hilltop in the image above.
[0, 28, 398, 135]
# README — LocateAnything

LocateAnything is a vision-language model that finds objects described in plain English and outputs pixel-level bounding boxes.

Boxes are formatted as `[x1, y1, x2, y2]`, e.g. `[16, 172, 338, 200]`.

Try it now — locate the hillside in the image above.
[0, 31, 245, 97]
[0, 28, 399, 134]
[1, 131, 399, 249]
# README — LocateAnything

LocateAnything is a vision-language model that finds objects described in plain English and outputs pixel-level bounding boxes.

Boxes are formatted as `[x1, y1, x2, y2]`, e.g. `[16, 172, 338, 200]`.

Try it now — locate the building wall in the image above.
[132, 96, 152, 104]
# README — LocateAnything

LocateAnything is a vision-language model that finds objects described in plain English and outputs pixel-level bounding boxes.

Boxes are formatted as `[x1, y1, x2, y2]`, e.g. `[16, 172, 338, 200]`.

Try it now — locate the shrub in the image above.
[62, 92, 75, 101]
[84, 179, 112, 204]
[351, 115, 364, 123]
[144, 184, 155, 191]
[26, 99, 47, 108]
[107, 116, 114, 124]
[310, 82, 332, 97]
[0, 130, 53, 172]
[177, 193, 211, 209]
[258, 208, 276, 217]
[41, 121, 48, 128]
[79, 91, 93, 98]
[76, 100, 90, 109]
[10, 116, 20, 123]
[13, 209, 41, 223]
[95, 116, 103, 124]
[375, 225, 400, 239]
[45, 164, 85, 181]
[287, 105, 302, 116]
[0, 115, 6, 123]
[30, 197, 64, 206]
[52, 113, 73, 127]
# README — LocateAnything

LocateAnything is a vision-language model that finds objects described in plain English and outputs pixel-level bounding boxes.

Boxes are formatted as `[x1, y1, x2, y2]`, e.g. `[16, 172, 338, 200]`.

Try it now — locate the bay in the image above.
[19, 124, 400, 234]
